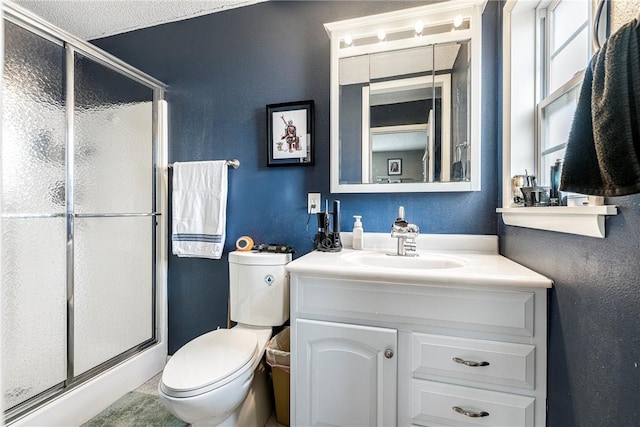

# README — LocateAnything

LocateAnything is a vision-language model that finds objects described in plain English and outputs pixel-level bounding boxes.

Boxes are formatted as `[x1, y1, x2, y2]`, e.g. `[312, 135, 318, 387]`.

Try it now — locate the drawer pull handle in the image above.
[452, 406, 490, 418]
[453, 357, 489, 367]
[384, 349, 394, 359]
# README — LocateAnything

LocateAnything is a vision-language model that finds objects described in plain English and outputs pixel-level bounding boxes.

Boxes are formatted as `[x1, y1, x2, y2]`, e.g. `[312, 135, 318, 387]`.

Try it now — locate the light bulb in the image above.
[415, 20, 424, 34]
[453, 14, 463, 28]
[344, 34, 353, 46]
[377, 29, 386, 41]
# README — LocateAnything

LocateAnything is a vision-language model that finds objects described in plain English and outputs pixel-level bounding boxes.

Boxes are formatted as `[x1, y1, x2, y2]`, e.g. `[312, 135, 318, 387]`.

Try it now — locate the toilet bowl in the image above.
[158, 325, 273, 426]
[158, 251, 291, 426]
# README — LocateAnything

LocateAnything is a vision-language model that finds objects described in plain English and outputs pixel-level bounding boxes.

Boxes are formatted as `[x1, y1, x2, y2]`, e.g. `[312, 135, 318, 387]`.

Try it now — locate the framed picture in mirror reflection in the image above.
[266, 100, 314, 167]
[388, 158, 402, 175]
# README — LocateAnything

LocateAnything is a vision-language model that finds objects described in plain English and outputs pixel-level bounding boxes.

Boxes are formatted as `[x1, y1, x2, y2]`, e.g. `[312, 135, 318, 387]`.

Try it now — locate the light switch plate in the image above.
[308, 193, 321, 214]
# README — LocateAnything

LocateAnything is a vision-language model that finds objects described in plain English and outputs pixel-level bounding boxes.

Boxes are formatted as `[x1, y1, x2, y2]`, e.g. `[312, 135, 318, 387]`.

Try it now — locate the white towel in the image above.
[172, 161, 228, 259]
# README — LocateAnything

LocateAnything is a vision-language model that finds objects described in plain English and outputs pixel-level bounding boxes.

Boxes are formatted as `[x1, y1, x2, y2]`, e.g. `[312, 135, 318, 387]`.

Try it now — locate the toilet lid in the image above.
[162, 329, 258, 393]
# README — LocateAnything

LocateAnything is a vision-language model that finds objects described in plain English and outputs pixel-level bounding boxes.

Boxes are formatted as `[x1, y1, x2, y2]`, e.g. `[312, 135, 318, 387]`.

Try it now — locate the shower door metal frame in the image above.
[2, 1, 167, 422]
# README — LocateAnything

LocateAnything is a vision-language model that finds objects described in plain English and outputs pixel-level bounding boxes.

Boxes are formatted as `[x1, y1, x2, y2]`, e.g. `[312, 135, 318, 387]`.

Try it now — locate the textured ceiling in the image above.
[14, 0, 266, 40]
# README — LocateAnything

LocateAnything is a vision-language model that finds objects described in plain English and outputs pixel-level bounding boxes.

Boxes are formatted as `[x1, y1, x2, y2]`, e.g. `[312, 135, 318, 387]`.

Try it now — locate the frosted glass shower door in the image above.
[3, 7, 164, 420]
[72, 53, 155, 376]
[1, 21, 68, 410]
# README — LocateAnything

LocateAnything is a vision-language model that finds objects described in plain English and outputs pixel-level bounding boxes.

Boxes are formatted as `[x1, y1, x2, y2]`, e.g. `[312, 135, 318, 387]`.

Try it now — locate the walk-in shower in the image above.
[1, 2, 168, 424]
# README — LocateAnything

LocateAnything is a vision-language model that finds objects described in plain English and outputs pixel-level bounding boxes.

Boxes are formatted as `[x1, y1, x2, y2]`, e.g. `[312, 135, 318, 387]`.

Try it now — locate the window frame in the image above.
[538, 0, 591, 192]
[498, 0, 617, 238]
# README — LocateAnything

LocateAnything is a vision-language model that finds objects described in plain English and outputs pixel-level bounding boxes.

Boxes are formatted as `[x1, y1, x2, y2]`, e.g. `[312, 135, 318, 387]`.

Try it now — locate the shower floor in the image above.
[82, 373, 285, 427]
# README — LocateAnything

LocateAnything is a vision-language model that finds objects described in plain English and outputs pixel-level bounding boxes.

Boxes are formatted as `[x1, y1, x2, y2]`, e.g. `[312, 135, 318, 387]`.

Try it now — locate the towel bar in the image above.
[167, 159, 240, 169]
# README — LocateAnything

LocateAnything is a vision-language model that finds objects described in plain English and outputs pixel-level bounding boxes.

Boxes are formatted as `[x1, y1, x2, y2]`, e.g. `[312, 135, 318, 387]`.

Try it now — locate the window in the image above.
[499, 0, 617, 238]
[538, 0, 591, 198]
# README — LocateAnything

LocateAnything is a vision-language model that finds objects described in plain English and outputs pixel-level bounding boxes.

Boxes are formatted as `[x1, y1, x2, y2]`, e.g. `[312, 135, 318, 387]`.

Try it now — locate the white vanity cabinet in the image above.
[295, 319, 397, 426]
[288, 245, 552, 427]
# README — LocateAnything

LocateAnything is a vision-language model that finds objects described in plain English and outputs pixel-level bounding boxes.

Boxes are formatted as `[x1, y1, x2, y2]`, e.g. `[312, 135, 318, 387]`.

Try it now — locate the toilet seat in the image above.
[160, 329, 259, 398]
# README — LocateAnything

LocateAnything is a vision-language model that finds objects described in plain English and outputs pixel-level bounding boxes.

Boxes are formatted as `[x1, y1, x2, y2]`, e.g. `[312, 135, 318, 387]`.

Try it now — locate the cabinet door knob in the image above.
[384, 349, 394, 359]
[452, 406, 489, 418]
[453, 357, 489, 367]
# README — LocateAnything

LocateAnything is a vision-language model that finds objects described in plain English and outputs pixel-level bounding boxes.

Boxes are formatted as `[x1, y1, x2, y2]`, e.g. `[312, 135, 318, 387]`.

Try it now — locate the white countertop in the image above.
[287, 233, 552, 289]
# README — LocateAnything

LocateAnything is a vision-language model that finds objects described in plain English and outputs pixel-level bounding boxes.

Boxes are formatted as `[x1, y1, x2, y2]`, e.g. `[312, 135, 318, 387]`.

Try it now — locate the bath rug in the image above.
[81, 391, 187, 427]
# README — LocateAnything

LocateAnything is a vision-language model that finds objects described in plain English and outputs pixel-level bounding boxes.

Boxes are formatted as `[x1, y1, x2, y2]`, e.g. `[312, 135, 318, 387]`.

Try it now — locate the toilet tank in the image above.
[229, 251, 292, 326]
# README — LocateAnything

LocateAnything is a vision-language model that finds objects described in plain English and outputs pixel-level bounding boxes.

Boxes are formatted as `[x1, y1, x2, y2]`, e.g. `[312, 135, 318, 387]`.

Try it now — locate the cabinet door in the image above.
[296, 319, 397, 427]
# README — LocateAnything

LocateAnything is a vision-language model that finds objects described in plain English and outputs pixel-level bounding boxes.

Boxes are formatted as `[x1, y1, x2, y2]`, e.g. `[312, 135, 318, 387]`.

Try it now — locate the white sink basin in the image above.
[343, 251, 466, 270]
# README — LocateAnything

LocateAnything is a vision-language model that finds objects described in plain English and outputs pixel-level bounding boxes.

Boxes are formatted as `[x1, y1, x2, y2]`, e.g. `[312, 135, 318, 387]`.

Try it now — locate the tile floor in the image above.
[86, 373, 285, 427]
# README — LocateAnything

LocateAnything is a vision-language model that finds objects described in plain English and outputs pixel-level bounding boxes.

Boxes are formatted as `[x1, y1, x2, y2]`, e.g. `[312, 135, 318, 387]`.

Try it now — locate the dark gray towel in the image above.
[560, 19, 640, 196]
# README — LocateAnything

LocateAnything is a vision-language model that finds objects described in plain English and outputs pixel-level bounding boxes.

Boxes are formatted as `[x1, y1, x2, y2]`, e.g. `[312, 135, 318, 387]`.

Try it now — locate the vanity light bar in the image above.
[325, 0, 484, 49]
[339, 17, 469, 48]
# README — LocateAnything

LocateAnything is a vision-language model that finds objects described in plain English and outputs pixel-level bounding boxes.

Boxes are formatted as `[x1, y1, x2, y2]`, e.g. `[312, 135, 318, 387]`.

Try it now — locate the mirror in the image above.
[325, 1, 485, 193]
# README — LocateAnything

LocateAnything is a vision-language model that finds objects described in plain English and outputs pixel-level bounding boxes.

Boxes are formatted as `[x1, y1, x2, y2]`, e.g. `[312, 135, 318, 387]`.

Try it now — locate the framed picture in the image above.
[266, 100, 314, 166]
[388, 158, 402, 175]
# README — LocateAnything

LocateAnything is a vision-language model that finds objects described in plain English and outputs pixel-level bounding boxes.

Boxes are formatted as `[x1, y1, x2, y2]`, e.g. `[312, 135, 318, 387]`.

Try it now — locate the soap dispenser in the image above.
[352, 215, 364, 250]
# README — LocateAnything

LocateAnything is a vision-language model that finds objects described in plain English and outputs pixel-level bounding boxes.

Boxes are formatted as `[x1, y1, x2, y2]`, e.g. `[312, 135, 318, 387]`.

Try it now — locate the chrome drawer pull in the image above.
[453, 357, 489, 367]
[384, 349, 394, 359]
[452, 406, 489, 418]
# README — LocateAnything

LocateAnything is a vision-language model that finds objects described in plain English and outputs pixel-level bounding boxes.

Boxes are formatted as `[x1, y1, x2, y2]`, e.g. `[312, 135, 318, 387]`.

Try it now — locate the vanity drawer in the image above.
[295, 276, 535, 336]
[412, 333, 535, 389]
[412, 379, 535, 427]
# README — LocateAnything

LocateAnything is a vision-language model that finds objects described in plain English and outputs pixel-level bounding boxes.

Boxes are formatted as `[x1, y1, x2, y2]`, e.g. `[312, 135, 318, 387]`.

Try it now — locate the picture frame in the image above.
[266, 100, 314, 166]
[388, 158, 402, 175]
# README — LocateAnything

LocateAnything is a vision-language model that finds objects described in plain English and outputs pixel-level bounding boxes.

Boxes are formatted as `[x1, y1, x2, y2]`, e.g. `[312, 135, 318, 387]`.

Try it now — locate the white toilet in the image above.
[158, 251, 291, 427]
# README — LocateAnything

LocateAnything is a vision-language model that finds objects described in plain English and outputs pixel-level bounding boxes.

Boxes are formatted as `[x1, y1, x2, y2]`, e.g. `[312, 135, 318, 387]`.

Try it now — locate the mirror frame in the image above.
[325, 0, 486, 193]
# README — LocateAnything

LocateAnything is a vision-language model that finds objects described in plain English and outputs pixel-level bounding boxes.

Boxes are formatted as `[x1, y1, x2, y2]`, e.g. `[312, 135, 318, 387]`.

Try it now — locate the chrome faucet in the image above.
[390, 206, 419, 256]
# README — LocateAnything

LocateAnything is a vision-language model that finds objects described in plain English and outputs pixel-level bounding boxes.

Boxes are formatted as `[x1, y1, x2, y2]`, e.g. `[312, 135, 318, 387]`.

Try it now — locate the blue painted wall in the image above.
[95, 0, 500, 354]
[501, 199, 640, 427]
[94, 2, 640, 425]
[495, 2, 640, 424]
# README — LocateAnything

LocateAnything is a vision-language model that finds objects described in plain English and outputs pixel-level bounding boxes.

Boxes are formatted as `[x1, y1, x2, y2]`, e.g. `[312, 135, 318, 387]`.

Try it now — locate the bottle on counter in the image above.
[352, 215, 364, 250]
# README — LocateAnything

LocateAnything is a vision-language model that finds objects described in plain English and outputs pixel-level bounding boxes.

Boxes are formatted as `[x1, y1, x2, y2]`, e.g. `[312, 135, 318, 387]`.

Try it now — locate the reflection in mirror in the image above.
[369, 76, 446, 184]
[371, 125, 428, 183]
[339, 41, 469, 185]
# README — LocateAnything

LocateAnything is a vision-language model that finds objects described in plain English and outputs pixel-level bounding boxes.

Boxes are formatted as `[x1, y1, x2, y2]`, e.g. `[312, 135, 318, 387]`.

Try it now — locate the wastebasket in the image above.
[266, 327, 290, 426]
